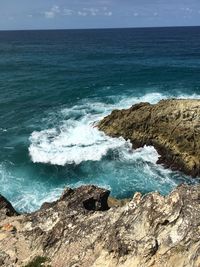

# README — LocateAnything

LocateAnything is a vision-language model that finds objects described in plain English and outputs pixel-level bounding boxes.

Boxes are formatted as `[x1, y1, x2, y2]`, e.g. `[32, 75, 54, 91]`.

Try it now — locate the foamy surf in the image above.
[2, 92, 199, 212]
[29, 125, 131, 165]
[29, 93, 164, 166]
[28, 92, 200, 166]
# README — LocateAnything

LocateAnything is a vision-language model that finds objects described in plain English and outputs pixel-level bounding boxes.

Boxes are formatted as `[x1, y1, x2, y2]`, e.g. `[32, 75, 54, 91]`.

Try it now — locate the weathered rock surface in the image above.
[0, 184, 200, 267]
[0, 195, 18, 221]
[98, 99, 200, 177]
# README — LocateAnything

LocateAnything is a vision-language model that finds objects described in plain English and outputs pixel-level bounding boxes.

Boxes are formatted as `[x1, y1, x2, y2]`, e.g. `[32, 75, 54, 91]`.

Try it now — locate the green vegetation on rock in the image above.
[24, 256, 50, 267]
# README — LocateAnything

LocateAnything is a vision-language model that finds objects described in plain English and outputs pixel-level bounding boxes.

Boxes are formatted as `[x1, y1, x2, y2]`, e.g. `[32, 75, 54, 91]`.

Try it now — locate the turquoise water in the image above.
[0, 27, 200, 212]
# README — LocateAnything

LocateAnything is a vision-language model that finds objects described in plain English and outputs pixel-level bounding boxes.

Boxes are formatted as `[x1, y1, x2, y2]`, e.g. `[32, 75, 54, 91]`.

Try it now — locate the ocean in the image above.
[0, 27, 200, 212]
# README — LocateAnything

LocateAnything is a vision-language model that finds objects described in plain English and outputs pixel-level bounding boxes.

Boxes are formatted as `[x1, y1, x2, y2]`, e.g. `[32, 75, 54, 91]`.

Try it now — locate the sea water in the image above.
[0, 27, 200, 212]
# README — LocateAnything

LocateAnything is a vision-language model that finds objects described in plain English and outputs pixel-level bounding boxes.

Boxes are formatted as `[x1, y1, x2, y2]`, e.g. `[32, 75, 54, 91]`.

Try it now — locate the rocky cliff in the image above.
[99, 99, 200, 177]
[0, 184, 200, 267]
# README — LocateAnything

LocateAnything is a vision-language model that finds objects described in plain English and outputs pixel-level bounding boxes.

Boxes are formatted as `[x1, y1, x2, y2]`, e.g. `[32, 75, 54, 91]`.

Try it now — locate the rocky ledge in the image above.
[99, 99, 200, 177]
[0, 184, 200, 267]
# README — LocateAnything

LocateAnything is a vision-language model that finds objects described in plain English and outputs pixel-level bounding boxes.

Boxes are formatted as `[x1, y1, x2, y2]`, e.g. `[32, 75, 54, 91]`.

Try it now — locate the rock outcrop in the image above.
[0, 195, 18, 221]
[0, 184, 200, 267]
[99, 99, 200, 177]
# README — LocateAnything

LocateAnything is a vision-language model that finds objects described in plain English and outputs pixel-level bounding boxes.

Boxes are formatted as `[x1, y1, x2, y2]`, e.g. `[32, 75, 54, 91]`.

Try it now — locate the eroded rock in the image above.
[0, 184, 200, 267]
[98, 99, 200, 177]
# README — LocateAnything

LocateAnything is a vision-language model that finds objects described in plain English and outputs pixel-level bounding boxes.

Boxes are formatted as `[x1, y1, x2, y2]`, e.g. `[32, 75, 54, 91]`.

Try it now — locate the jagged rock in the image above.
[0, 184, 200, 267]
[40, 185, 110, 212]
[98, 99, 200, 177]
[0, 195, 18, 221]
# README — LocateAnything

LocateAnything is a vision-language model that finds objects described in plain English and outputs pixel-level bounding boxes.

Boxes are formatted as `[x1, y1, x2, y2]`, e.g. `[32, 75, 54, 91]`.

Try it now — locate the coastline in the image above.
[99, 99, 200, 177]
[1, 98, 200, 266]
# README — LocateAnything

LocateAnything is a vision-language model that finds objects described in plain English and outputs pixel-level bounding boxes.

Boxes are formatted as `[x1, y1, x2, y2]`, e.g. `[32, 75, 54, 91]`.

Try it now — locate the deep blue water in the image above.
[0, 27, 200, 212]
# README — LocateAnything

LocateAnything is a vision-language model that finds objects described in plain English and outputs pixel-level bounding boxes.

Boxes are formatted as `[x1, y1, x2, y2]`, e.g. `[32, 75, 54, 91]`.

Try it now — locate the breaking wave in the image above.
[29, 92, 200, 166]
[29, 93, 163, 165]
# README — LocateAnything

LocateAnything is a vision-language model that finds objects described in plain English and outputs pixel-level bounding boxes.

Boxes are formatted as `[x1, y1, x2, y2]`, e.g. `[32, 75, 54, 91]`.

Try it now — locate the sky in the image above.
[0, 0, 200, 30]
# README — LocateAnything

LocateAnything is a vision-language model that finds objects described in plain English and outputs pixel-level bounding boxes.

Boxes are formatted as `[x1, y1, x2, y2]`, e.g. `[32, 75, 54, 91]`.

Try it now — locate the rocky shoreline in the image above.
[1, 99, 200, 267]
[99, 99, 200, 177]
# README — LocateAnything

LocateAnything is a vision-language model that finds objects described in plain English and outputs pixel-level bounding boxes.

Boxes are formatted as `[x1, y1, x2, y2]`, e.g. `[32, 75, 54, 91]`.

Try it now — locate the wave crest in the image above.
[29, 92, 199, 166]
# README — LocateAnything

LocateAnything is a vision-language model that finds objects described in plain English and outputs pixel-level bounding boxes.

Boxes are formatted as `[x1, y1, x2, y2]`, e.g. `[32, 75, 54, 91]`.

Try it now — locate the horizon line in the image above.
[0, 25, 200, 32]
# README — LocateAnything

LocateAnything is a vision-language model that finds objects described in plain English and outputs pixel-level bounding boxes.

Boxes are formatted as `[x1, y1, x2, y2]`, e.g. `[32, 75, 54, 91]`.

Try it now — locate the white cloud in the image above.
[63, 9, 74, 16]
[181, 7, 193, 13]
[44, 5, 60, 19]
[83, 8, 99, 16]
[44, 11, 54, 18]
[52, 5, 60, 13]
[78, 11, 87, 16]
[43, 5, 112, 19]
[78, 7, 108, 17]
[104, 11, 112, 16]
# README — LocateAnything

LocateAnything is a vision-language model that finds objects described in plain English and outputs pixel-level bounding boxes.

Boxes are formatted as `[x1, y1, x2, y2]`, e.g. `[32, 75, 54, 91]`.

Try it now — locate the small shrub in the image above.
[24, 256, 51, 267]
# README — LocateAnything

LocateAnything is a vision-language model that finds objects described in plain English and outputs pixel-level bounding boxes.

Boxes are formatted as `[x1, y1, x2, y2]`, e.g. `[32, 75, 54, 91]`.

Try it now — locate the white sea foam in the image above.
[28, 92, 200, 166]
[13, 187, 64, 212]
[119, 145, 160, 164]
[29, 125, 130, 165]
